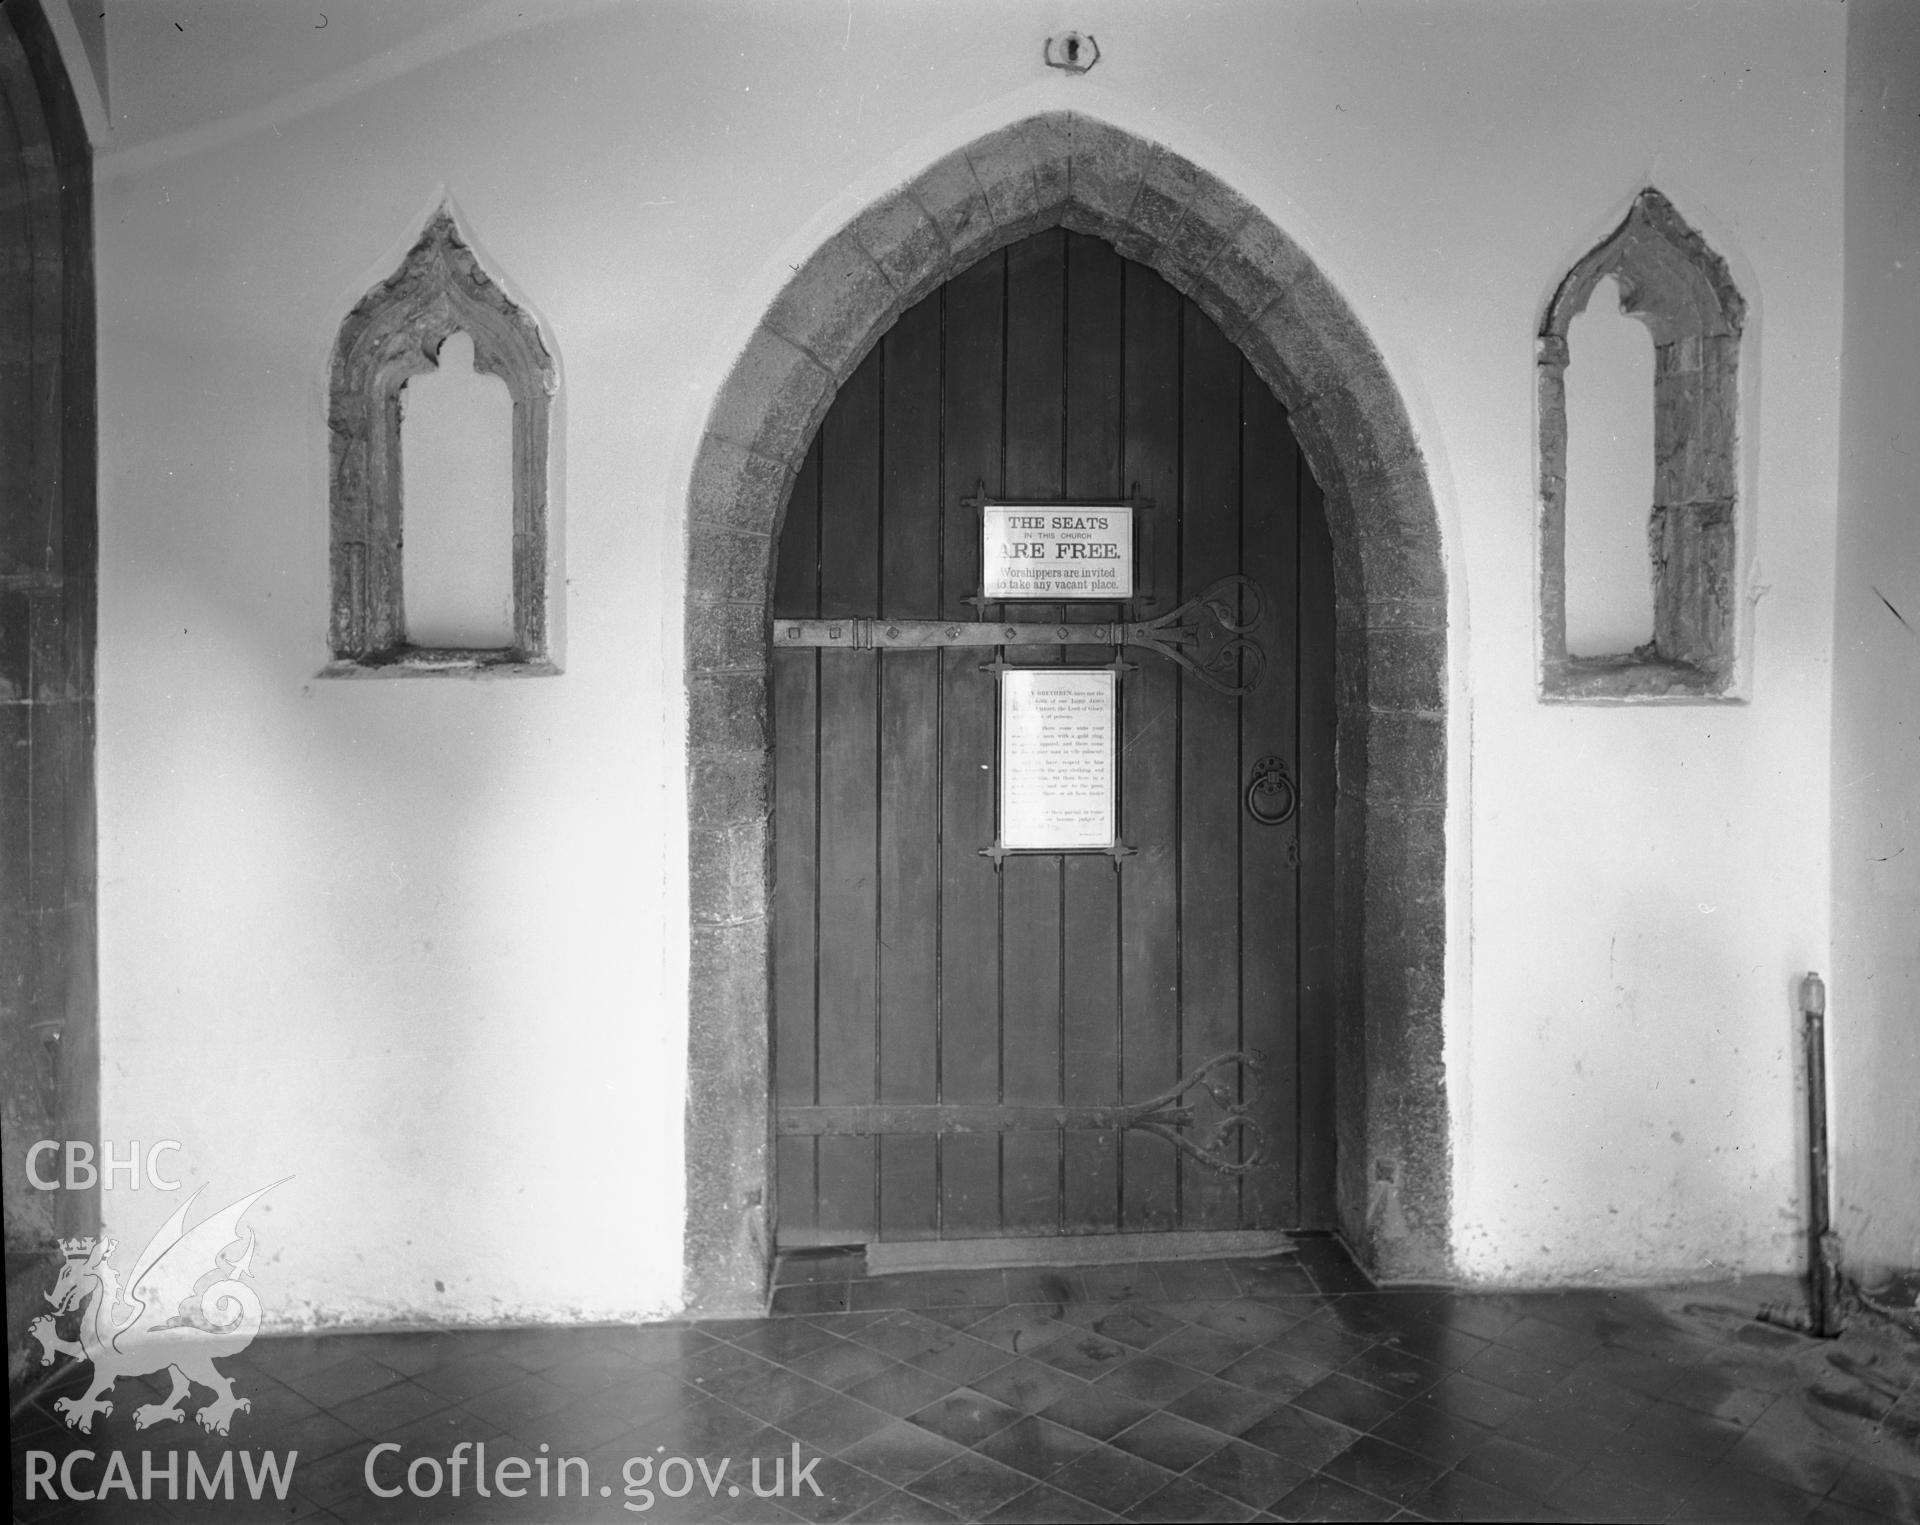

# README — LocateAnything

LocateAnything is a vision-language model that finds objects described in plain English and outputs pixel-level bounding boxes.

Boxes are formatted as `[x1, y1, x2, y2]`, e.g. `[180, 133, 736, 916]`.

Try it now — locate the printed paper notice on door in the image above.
[999, 668, 1116, 851]
[982, 505, 1133, 600]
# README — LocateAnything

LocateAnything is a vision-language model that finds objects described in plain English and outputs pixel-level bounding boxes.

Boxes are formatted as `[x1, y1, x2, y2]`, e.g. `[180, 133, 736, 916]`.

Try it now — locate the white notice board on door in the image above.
[998, 667, 1116, 851]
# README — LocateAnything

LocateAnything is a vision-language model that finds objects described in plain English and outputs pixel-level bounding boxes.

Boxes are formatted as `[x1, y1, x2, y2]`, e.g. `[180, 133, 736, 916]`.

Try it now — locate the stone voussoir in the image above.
[689, 521, 772, 606]
[705, 326, 834, 466]
[763, 230, 900, 381]
[910, 154, 998, 272]
[689, 433, 797, 537]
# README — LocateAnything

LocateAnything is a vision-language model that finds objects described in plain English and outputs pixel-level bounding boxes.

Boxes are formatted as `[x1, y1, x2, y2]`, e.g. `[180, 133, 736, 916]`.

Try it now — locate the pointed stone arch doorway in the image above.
[684, 113, 1449, 1313]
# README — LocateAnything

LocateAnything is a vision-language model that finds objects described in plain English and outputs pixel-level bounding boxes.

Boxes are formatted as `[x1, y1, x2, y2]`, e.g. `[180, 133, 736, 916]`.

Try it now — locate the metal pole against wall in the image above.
[1803, 971, 1844, 1338]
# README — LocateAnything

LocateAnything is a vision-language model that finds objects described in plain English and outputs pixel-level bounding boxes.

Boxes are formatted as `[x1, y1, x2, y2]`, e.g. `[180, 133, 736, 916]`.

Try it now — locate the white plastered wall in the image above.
[1830, 0, 1920, 1284]
[91, 0, 1844, 1324]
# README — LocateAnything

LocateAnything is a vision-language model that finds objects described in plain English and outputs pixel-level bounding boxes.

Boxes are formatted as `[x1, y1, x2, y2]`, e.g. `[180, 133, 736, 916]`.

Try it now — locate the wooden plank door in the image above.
[771, 229, 1335, 1246]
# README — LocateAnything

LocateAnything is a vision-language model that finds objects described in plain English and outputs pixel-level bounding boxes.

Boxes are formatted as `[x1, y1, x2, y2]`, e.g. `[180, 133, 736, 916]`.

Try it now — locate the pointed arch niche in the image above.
[325, 208, 557, 675]
[683, 114, 1451, 1311]
[1538, 188, 1745, 700]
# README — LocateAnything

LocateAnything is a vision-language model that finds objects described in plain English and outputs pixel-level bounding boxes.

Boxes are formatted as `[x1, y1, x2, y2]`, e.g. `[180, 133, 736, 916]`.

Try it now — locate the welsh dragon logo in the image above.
[29, 1180, 284, 1436]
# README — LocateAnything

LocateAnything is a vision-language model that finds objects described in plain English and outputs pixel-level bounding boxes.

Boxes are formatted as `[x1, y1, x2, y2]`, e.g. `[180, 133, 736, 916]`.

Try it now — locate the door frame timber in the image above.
[684, 112, 1450, 1313]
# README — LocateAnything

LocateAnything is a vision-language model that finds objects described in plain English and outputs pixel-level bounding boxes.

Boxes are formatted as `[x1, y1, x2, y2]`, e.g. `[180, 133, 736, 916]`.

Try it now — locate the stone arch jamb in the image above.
[683, 113, 1449, 1313]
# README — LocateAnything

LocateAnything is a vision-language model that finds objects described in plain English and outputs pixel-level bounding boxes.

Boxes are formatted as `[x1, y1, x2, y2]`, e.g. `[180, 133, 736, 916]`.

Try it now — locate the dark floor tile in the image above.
[1043, 1443, 1177, 1514]
[1367, 1399, 1493, 1467]
[905, 1331, 1018, 1388]
[1233, 1260, 1322, 1299]
[777, 1390, 896, 1455]
[772, 1282, 855, 1316]
[842, 1486, 959, 1522]
[1621, 1399, 1747, 1467]
[921, 1304, 995, 1334]
[1407, 1466, 1548, 1522]
[1092, 1352, 1210, 1404]
[1577, 1343, 1689, 1400]
[1165, 1376, 1283, 1437]
[729, 1317, 845, 1364]
[345, 1330, 459, 1378]
[1494, 1313, 1606, 1368]
[1124, 1474, 1256, 1521]
[851, 1311, 970, 1364]
[969, 1355, 1087, 1414]
[1340, 1342, 1449, 1400]
[1141, 1259, 1243, 1300]
[277, 1351, 408, 1410]
[409, 1352, 528, 1406]
[1306, 1258, 1378, 1295]
[1081, 1301, 1186, 1350]
[1384, 1321, 1492, 1373]
[781, 1455, 907, 1524]
[1820, 1452, 1912, 1513]
[903, 1451, 1035, 1518]
[850, 1275, 936, 1313]
[982, 1482, 1118, 1522]
[1200, 1299, 1302, 1345]
[1001, 1268, 1085, 1306]
[541, 1344, 655, 1396]
[1109, 1410, 1232, 1472]
[1078, 1265, 1166, 1303]
[1214, 1343, 1326, 1399]
[907, 1388, 1024, 1447]
[919, 1270, 1012, 1309]
[970, 1412, 1105, 1480]
[786, 1333, 900, 1390]
[1805, 1501, 1905, 1525]
[1450, 1432, 1581, 1503]
[837, 1418, 971, 1487]
[1149, 1321, 1264, 1375]
[1037, 1383, 1156, 1442]
[1422, 1296, 1529, 1344]
[1458, 1340, 1575, 1400]
[1237, 1399, 1362, 1470]
[1718, 1430, 1853, 1499]
[686, 1339, 782, 1395]
[1545, 1460, 1689, 1523]
[964, 1304, 1076, 1357]
[1318, 1432, 1450, 1507]
[1499, 1397, 1615, 1462]
[729, 1366, 846, 1426]
[1669, 1461, 1827, 1523]
[844, 1361, 963, 1419]
[1038, 1329, 1136, 1380]
[1418, 1368, 1535, 1430]
[1270, 1472, 1403, 1521]
[1291, 1371, 1410, 1432]
[1183, 1436, 1313, 1510]
[327, 1378, 452, 1438]
[650, 1394, 772, 1455]
[1268, 1316, 1381, 1373]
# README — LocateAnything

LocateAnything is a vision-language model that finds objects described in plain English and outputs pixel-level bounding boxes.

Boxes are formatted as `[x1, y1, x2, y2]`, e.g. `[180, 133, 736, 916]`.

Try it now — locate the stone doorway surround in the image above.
[683, 112, 1449, 1314]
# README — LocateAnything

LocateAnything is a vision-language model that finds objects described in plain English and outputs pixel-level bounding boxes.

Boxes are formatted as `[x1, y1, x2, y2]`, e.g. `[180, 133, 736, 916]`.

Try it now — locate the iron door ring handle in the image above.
[1246, 756, 1297, 827]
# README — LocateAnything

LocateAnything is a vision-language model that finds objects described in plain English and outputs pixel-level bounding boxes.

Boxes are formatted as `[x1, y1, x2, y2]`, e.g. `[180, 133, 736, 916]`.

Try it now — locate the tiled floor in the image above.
[11, 1238, 1920, 1522]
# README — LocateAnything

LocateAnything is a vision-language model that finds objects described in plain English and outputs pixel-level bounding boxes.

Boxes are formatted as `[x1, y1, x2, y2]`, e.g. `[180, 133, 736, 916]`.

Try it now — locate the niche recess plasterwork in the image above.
[325, 207, 557, 676]
[1538, 188, 1745, 701]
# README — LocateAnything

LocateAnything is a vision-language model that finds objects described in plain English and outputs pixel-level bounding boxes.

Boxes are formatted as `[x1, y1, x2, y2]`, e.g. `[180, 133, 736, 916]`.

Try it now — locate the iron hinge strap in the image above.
[770, 576, 1269, 696]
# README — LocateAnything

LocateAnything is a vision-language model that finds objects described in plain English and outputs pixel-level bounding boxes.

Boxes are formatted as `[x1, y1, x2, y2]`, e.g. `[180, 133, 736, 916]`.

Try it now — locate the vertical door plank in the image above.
[772, 442, 822, 1234]
[814, 351, 882, 1238]
[1297, 468, 1339, 1229]
[877, 299, 943, 1238]
[1238, 369, 1301, 1226]
[938, 255, 1006, 1236]
[1119, 264, 1184, 1231]
[1000, 231, 1067, 1233]
[1061, 233, 1123, 1231]
[1178, 307, 1245, 1229]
